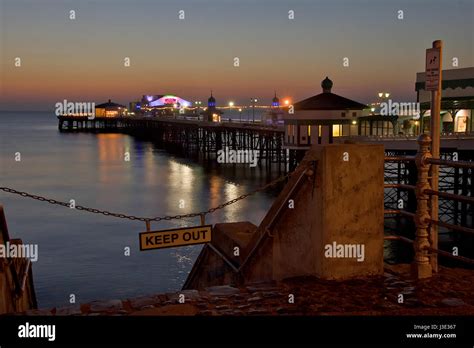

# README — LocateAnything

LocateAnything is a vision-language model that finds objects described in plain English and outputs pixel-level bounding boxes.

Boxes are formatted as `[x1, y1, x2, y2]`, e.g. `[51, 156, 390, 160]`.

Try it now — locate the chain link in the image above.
[0, 171, 292, 223]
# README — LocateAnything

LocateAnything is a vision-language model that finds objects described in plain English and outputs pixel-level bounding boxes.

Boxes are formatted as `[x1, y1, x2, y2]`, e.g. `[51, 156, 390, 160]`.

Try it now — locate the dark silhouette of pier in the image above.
[58, 116, 291, 169]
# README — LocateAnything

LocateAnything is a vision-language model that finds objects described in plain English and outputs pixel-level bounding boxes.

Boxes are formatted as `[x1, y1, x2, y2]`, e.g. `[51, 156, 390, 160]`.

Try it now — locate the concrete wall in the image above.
[242, 143, 384, 282]
[184, 143, 385, 289]
[316, 144, 384, 278]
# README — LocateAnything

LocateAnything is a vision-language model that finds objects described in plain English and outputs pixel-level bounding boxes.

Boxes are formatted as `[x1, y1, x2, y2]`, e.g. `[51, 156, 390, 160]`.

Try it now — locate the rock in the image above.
[89, 299, 123, 312]
[129, 296, 159, 309]
[196, 302, 209, 309]
[167, 290, 201, 302]
[139, 305, 155, 311]
[441, 298, 466, 307]
[230, 294, 245, 300]
[247, 296, 262, 303]
[276, 306, 300, 314]
[246, 286, 280, 293]
[386, 280, 406, 287]
[209, 297, 228, 303]
[130, 304, 198, 316]
[401, 287, 415, 295]
[165, 293, 179, 303]
[205, 285, 240, 296]
[180, 290, 201, 300]
[261, 291, 282, 298]
[215, 305, 230, 310]
[24, 309, 53, 316]
[55, 305, 82, 316]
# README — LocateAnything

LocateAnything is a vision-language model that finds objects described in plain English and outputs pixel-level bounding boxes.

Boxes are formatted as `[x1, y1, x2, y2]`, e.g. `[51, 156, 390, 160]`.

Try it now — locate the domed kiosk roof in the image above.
[293, 77, 368, 111]
[321, 76, 333, 92]
[272, 91, 280, 103]
[208, 91, 216, 103]
[96, 99, 126, 109]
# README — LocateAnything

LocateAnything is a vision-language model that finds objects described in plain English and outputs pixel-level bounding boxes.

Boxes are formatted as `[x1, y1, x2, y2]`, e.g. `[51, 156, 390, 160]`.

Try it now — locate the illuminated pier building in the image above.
[132, 94, 192, 116]
[201, 92, 223, 122]
[284, 77, 370, 149]
[263, 92, 284, 125]
[95, 99, 127, 117]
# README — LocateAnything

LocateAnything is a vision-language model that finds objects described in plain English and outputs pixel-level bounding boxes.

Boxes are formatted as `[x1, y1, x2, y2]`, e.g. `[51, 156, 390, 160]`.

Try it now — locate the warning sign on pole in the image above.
[425, 48, 441, 91]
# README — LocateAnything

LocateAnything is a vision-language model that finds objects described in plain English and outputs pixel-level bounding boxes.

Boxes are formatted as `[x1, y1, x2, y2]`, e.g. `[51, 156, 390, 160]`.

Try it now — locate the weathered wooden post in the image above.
[413, 134, 433, 279]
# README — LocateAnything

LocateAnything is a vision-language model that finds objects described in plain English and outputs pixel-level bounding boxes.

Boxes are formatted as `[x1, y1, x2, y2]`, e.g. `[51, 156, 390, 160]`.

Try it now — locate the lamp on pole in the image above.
[250, 98, 258, 123]
[228, 101, 234, 122]
[195, 101, 202, 120]
[238, 108, 242, 123]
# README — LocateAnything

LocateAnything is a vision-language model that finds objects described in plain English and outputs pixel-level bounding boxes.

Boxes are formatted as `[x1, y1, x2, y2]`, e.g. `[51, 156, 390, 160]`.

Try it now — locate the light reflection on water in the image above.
[0, 112, 278, 308]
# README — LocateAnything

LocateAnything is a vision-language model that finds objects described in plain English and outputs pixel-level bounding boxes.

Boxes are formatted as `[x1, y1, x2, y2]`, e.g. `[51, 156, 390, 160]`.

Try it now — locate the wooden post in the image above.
[429, 40, 442, 272]
[413, 134, 433, 279]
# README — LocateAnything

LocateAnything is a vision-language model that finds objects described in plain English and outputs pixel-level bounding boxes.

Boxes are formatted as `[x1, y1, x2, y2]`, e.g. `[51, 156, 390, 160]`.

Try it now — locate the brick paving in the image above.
[16, 265, 474, 316]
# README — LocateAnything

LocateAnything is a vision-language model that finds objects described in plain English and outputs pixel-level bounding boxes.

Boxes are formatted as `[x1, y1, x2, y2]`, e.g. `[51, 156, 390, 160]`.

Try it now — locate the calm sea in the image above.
[0, 111, 278, 308]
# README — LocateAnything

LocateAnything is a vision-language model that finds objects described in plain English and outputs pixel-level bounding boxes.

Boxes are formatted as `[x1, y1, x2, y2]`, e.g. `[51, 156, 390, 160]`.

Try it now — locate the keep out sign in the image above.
[139, 225, 212, 250]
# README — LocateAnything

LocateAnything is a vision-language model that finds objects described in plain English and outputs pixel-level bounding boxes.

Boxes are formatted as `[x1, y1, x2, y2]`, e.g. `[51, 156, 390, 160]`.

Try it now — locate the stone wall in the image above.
[185, 143, 385, 289]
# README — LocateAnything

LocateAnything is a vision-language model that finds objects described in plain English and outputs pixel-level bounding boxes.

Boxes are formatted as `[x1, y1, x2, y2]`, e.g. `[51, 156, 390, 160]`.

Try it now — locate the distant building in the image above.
[95, 99, 126, 117]
[263, 92, 284, 125]
[201, 92, 223, 122]
[416, 67, 474, 133]
[133, 94, 192, 116]
[358, 94, 399, 136]
[141, 94, 192, 108]
[284, 77, 370, 148]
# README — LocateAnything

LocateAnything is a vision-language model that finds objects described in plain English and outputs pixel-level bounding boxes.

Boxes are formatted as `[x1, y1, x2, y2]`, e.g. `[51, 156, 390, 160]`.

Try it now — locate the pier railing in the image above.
[343, 131, 474, 141]
[384, 134, 474, 278]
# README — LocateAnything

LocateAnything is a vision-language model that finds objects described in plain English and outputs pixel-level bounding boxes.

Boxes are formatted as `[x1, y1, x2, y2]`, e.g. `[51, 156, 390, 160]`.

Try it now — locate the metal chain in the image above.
[0, 171, 292, 222]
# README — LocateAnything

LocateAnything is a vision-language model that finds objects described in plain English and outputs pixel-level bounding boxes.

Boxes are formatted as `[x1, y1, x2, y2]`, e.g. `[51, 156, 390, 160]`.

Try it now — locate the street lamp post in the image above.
[228, 101, 234, 122]
[195, 101, 202, 120]
[238, 108, 242, 123]
[250, 98, 258, 123]
[377, 92, 392, 134]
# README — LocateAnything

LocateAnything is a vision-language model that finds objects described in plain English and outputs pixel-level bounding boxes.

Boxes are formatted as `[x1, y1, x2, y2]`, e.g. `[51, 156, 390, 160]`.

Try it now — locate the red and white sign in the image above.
[425, 48, 441, 91]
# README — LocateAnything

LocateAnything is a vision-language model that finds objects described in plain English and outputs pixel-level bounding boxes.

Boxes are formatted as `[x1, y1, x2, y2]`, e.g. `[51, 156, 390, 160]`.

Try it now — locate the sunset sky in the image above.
[1, 0, 473, 111]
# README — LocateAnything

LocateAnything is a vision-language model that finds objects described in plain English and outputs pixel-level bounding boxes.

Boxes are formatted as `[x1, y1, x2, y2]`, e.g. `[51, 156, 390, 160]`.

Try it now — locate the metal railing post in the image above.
[429, 40, 442, 273]
[413, 134, 433, 279]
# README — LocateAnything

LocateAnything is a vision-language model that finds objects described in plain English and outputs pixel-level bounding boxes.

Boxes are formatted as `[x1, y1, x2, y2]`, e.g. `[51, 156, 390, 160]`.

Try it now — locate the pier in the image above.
[57, 115, 474, 170]
[57, 116, 289, 169]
